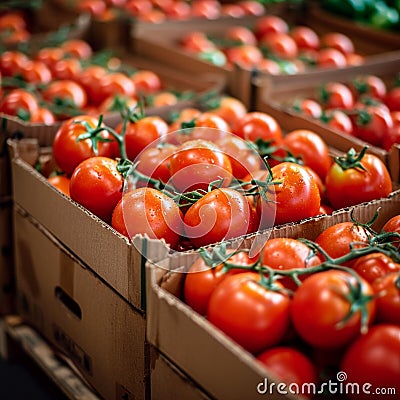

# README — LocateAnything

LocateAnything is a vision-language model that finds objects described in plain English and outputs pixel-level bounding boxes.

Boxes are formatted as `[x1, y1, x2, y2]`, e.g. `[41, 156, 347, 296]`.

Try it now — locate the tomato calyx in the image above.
[75, 114, 127, 159]
[333, 146, 368, 171]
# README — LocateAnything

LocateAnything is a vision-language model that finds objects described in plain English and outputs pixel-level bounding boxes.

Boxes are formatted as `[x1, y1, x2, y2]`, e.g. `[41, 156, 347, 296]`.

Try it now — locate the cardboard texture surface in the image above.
[0, 199, 15, 315]
[8, 138, 171, 312]
[13, 207, 149, 400]
[150, 347, 213, 400]
[146, 190, 400, 400]
[254, 57, 400, 183]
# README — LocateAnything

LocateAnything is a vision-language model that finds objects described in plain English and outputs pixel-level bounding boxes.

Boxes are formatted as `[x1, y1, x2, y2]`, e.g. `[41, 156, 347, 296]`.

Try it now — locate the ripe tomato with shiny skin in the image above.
[70, 156, 124, 222]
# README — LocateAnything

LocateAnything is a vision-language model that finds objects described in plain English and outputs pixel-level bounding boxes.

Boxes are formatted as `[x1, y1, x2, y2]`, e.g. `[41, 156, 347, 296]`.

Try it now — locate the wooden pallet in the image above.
[0, 315, 101, 400]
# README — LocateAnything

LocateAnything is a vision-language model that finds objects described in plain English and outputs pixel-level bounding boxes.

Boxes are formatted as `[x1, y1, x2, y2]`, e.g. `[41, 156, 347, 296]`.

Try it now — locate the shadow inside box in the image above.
[0, 354, 69, 400]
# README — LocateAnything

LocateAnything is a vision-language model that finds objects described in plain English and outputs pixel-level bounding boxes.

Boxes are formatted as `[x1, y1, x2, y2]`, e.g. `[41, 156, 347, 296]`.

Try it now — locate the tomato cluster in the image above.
[55, 0, 266, 23]
[179, 14, 364, 73]
[0, 9, 33, 47]
[183, 215, 400, 398]
[291, 73, 400, 150]
[0, 37, 191, 123]
[46, 97, 393, 252]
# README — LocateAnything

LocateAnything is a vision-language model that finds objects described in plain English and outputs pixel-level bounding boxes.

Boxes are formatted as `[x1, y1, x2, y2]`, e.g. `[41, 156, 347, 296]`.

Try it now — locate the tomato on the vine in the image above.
[325, 148, 392, 210]
[351, 253, 400, 284]
[0, 88, 39, 119]
[314, 221, 371, 266]
[70, 156, 123, 223]
[282, 129, 331, 180]
[184, 187, 252, 248]
[169, 139, 232, 193]
[115, 115, 169, 161]
[52, 115, 115, 176]
[291, 269, 376, 349]
[111, 187, 183, 249]
[184, 251, 254, 315]
[208, 272, 291, 354]
[42, 79, 88, 111]
[256, 162, 321, 228]
[261, 237, 322, 290]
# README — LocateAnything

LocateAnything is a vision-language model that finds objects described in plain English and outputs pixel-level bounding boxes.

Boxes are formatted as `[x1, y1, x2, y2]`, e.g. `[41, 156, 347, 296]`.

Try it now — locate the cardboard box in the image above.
[150, 347, 213, 400]
[146, 190, 400, 400]
[13, 205, 149, 400]
[253, 56, 400, 183]
[8, 138, 170, 312]
[0, 199, 15, 315]
[131, 5, 400, 110]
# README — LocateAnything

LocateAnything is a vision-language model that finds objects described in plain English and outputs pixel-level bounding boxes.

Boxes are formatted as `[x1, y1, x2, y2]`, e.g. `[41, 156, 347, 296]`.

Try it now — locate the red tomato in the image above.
[35, 47, 65, 71]
[206, 96, 247, 131]
[20, 60, 52, 85]
[261, 237, 322, 290]
[292, 98, 322, 119]
[259, 32, 298, 60]
[111, 187, 183, 248]
[169, 139, 232, 193]
[256, 58, 281, 75]
[30, 107, 56, 124]
[47, 175, 71, 197]
[0, 88, 39, 119]
[351, 75, 387, 100]
[42, 79, 87, 110]
[282, 129, 331, 180]
[372, 273, 400, 325]
[184, 187, 251, 248]
[321, 109, 354, 135]
[341, 324, 400, 400]
[325, 149, 392, 209]
[115, 115, 168, 161]
[290, 25, 320, 51]
[61, 39, 93, 60]
[131, 70, 162, 94]
[256, 162, 321, 228]
[351, 253, 400, 285]
[184, 251, 254, 315]
[321, 32, 354, 55]
[383, 124, 400, 150]
[257, 347, 318, 400]
[316, 48, 347, 69]
[215, 134, 261, 180]
[135, 144, 176, 187]
[352, 105, 393, 147]
[238, 0, 265, 16]
[0, 50, 29, 76]
[291, 270, 375, 349]
[97, 72, 136, 105]
[235, 111, 282, 144]
[224, 26, 257, 46]
[385, 86, 400, 111]
[180, 31, 216, 53]
[70, 156, 123, 222]
[382, 215, 400, 247]
[224, 44, 263, 69]
[77, 0, 107, 16]
[78, 65, 108, 105]
[254, 15, 289, 39]
[164, 1, 191, 20]
[314, 222, 371, 266]
[220, 4, 246, 18]
[190, 0, 221, 19]
[208, 272, 291, 354]
[319, 82, 354, 110]
[52, 58, 82, 81]
[52, 115, 115, 176]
